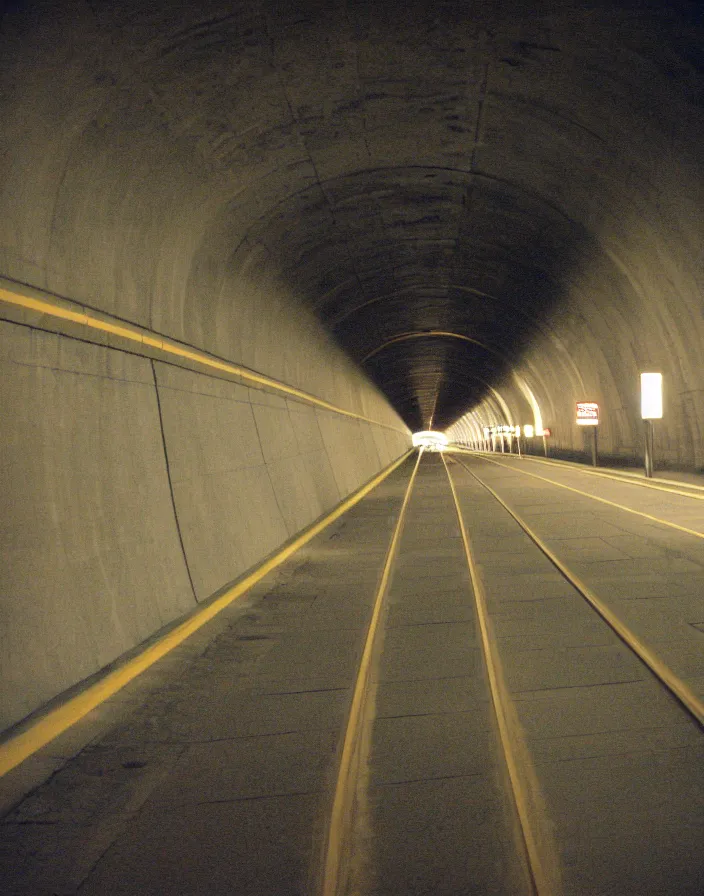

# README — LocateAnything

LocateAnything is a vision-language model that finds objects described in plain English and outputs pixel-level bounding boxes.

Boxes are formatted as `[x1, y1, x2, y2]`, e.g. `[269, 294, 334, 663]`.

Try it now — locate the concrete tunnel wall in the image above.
[0, 3, 411, 730]
[1, 1, 703, 730]
[1, 301, 409, 733]
[440, 31, 704, 463]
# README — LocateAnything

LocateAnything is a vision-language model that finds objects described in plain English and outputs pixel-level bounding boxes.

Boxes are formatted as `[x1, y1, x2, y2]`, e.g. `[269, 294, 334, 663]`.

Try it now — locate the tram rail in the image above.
[318, 449, 703, 895]
[3, 449, 702, 896]
[319, 451, 549, 895]
[448, 455, 704, 727]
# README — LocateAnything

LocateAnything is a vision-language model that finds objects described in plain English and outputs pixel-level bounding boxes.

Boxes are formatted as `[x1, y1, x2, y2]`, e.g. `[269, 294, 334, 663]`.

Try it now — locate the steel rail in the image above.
[320, 450, 422, 896]
[443, 455, 559, 896]
[472, 453, 704, 540]
[451, 456, 704, 728]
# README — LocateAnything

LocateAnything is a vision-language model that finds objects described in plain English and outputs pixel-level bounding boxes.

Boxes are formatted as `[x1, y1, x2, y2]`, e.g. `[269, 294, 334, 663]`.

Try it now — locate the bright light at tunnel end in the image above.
[412, 430, 449, 451]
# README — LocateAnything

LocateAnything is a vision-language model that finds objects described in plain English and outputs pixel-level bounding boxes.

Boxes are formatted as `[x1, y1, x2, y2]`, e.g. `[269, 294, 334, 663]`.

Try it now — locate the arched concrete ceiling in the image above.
[1, 0, 702, 445]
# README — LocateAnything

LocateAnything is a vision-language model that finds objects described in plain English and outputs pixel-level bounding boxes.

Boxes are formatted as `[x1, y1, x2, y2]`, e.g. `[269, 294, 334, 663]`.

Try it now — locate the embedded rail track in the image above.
[320, 450, 704, 896]
[449, 453, 704, 727]
[3, 450, 702, 896]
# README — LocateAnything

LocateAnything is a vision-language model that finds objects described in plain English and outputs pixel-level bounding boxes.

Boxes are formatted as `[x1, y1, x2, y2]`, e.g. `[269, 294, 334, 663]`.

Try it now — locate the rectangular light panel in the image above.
[641, 373, 663, 419]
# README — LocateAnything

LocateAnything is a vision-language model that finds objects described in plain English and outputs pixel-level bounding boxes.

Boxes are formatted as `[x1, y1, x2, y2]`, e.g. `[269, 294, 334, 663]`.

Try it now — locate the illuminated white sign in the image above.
[576, 402, 599, 426]
[641, 373, 663, 419]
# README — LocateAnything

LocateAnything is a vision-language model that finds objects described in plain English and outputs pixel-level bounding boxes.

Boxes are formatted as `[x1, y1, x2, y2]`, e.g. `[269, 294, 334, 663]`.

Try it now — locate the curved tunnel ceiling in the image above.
[239, 167, 583, 430]
[2, 0, 702, 436]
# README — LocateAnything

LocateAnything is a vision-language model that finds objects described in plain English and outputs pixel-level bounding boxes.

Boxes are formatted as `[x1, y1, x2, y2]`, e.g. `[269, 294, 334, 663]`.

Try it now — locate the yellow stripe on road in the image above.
[477, 450, 704, 502]
[452, 457, 704, 728]
[479, 454, 704, 541]
[0, 450, 414, 778]
[0, 284, 407, 433]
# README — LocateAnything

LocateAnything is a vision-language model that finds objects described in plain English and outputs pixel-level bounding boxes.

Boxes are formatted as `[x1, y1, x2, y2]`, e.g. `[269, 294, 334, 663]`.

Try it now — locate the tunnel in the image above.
[1, 1, 703, 893]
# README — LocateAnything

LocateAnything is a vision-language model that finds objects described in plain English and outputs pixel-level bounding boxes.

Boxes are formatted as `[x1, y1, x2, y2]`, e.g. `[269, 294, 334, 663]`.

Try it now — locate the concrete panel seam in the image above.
[315, 407, 349, 500]
[250, 395, 291, 538]
[151, 360, 198, 603]
[4, 354, 151, 386]
[148, 382, 253, 405]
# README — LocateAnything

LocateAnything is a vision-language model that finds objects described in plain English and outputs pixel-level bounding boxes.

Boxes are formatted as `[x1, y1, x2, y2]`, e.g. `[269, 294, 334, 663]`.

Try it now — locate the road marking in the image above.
[321, 450, 422, 896]
[0, 451, 414, 778]
[452, 457, 704, 728]
[444, 455, 560, 896]
[0, 284, 406, 432]
[466, 449, 704, 501]
[477, 454, 704, 540]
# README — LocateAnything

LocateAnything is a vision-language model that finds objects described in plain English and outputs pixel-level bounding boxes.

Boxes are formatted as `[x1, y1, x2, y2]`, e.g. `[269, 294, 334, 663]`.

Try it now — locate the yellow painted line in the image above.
[0, 285, 407, 433]
[444, 456, 557, 896]
[480, 449, 704, 501]
[452, 457, 704, 728]
[321, 450, 422, 896]
[478, 454, 704, 541]
[0, 450, 414, 778]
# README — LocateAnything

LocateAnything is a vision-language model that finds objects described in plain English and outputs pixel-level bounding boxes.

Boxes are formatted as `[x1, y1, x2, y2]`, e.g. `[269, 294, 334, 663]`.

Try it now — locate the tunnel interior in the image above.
[1, 0, 703, 728]
[2, 0, 702, 444]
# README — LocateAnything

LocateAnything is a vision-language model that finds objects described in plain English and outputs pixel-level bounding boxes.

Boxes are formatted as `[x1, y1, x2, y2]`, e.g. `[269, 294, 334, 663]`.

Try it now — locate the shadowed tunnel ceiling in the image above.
[1, 0, 702, 437]
[1, 0, 704, 738]
[240, 167, 584, 429]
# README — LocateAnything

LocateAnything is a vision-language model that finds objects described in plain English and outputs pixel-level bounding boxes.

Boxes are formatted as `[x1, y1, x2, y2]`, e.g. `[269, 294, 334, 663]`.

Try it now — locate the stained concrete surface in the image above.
[451, 454, 704, 896]
[1, 0, 703, 445]
[2, 453, 704, 894]
[2, 0, 703, 766]
[0, 460, 413, 895]
[0, 313, 408, 730]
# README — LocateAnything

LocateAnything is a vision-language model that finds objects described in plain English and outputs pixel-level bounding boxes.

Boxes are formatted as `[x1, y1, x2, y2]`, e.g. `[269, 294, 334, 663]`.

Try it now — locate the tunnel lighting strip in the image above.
[321, 450, 422, 896]
[479, 455, 704, 540]
[489, 452, 704, 501]
[443, 456, 557, 896]
[452, 457, 704, 728]
[0, 285, 407, 433]
[0, 450, 414, 779]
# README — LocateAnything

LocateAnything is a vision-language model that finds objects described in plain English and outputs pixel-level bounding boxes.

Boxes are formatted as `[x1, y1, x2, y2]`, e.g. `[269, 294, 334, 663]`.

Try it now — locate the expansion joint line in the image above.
[443, 455, 558, 896]
[453, 457, 704, 729]
[150, 360, 197, 600]
[321, 450, 423, 896]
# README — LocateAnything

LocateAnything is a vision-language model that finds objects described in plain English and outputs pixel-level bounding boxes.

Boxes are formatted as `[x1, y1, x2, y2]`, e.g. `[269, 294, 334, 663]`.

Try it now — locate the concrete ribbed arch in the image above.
[0, 0, 702, 459]
[1, 0, 703, 733]
[228, 165, 593, 429]
[361, 331, 505, 365]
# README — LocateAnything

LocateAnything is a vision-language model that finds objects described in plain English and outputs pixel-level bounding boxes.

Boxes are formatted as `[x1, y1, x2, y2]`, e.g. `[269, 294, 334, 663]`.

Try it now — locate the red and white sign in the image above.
[576, 402, 599, 426]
